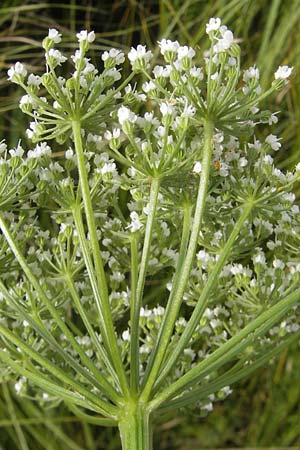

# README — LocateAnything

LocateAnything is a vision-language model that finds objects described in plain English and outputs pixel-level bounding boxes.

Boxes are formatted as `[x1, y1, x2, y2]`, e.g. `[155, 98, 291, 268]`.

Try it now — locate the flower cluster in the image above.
[1, 20, 298, 425]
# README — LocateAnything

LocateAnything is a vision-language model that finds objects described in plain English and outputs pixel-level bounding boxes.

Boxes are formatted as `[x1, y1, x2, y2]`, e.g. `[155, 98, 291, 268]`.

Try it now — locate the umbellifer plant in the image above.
[0, 18, 299, 449]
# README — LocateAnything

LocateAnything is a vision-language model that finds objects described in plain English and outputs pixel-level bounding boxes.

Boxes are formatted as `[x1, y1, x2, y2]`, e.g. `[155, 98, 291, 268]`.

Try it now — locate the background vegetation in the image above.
[0, 1, 299, 448]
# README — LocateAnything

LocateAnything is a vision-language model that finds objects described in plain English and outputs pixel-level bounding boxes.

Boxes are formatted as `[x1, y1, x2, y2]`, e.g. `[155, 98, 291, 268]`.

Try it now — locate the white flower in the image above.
[190, 66, 204, 80]
[158, 39, 180, 55]
[265, 134, 281, 151]
[27, 142, 52, 159]
[48, 28, 62, 43]
[102, 48, 125, 65]
[253, 253, 266, 266]
[153, 65, 171, 78]
[27, 74, 42, 87]
[193, 161, 202, 174]
[7, 62, 27, 81]
[206, 17, 221, 33]
[9, 145, 24, 158]
[202, 402, 214, 412]
[122, 329, 130, 341]
[65, 148, 74, 159]
[140, 307, 152, 318]
[144, 112, 159, 126]
[0, 142, 7, 154]
[274, 65, 293, 80]
[19, 95, 33, 106]
[48, 49, 67, 65]
[129, 211, 143, 233]
[273, 259, 285, 270]
[104, 128, 120, 140]
[105, 68, 121, 81]
[14, 377, 26, 395]
[182, 103, 196, 118]
[238, 157, 248, 168]
[128, 45, 153, 66]
[268, 113, 278, 125]
[230, 264, 244, 275]
[76, 30, 95, 43]
[184, 348, 196, 360]
[161, 221, 170, 237]
[177, 46, 195, 60]
[213, 29, 234, 53]
[160, 102, 174, 116]
[101, 162, 117, 175]
[142, 80, 156, 93]
[117, 106, 137, 126]
[196, 249, 211, 268]
[211, 71, 219, 80]
[243, 66, 260, 83]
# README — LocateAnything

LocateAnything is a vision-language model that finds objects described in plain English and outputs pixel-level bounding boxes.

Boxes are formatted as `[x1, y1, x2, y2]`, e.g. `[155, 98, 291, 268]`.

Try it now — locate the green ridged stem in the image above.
[118, 402, 152, 450]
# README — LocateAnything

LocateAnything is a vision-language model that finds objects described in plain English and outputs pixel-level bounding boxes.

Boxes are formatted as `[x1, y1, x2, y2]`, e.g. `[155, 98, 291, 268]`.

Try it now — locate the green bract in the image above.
[0, 18, 299, 450]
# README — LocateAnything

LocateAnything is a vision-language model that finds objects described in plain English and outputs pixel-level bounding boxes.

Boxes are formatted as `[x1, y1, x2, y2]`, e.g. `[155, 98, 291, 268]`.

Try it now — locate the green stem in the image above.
[154, 203, 253, 391]
[72, 120, 129, 398]
[130, 178, 160, 394]
[64, 274, 122, 402]
[2, 383, 30, 450]
[0, 324, 115, 415]
[130, 233, 139, 391]
[158, 333, 298, 413]
[0, 214, 113, 397]
[140, 120, 214, 402]
[149, 286, 300, 411]
[118, 402, 152, 450]
[0, 280, 111, 398]
[0, 349, 108, 415]
[81, 72, 135, 121]
[140, 203, 191, 389]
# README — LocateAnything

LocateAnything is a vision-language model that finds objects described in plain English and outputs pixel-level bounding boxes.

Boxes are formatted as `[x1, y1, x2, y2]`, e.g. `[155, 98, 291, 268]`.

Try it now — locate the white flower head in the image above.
[160, 102, 174, 116]
[122, 329, 130, 341]
[273, 259, 285, 270]
[102, 48, 125, 66]
[65, 148, 74, 159]
[177, 46, 195, 61]
[158, 39, 180, 55]
[101, 162, 117, 175]
[158, 39, 180, 62]
[193, 161, 202, 174]
[128, 45, 153, 70]
[19, 95, 33, 107]
[265, 134, 281, 151]
[142, 80, 156, 93]
[117, 106, 137, 126]
[48, 49, 67, 65]
[190, 66, 204, 80]
[129, 211, 143, 233]
[28, 73, 42, 87]
[104, 128, 120, 140]
[182, 103, 196, 118]
[48, 28, 62, 43]
[7, 62, 27, 81]
[274, 65, 293, 80]
[206, 17, 221, 34]
[76, 30, 95, 43]
[243, 66, 260, 83]
[213, 29, 234, 53]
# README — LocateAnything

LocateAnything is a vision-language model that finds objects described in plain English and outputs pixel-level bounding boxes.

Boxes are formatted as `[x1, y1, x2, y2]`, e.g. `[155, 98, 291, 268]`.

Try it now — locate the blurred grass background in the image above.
[0, 1, 300, 449]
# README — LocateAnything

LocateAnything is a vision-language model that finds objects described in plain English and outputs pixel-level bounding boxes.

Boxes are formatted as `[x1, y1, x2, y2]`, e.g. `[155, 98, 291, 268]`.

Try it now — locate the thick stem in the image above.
[118, 403, 152, 450]
[130, 178, 160, 393]
[72, 120, 129, 398]
[141, 120, 214, 401]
